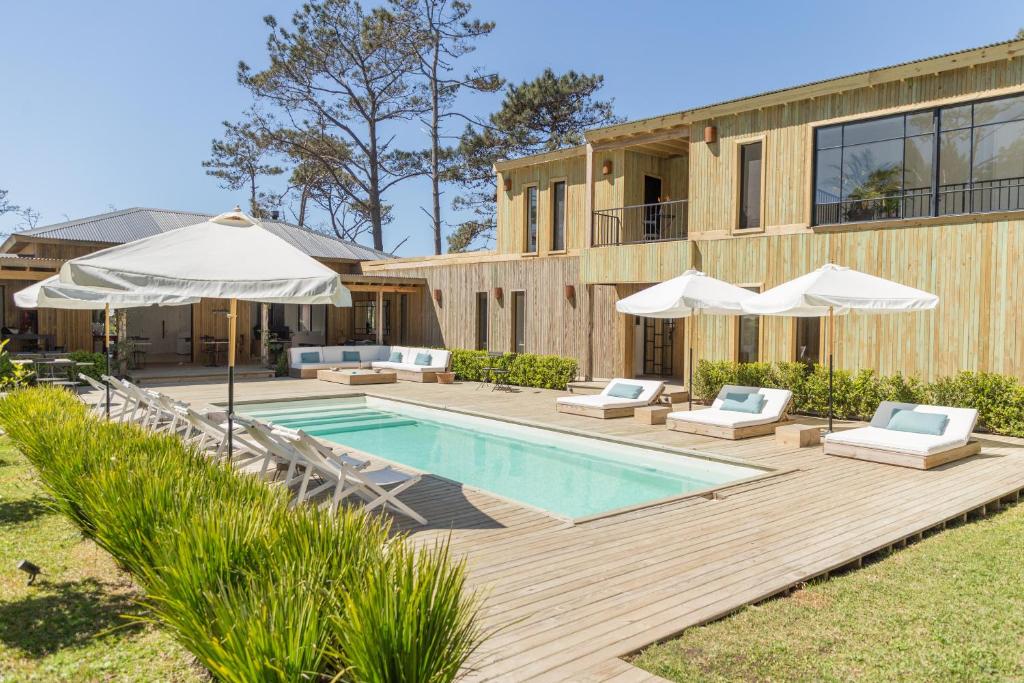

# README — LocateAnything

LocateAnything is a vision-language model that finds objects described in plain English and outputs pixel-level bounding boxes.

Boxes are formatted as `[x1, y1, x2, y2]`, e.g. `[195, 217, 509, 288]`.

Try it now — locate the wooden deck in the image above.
[160, 377, 1024, 682]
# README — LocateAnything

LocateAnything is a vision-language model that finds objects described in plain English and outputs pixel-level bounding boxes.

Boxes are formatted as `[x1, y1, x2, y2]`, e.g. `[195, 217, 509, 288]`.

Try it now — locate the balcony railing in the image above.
[592, 199, 688, 247]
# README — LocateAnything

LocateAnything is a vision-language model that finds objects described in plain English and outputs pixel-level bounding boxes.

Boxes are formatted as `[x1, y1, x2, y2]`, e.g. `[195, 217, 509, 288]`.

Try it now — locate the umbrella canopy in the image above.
[15, 276, 199, 310]
[59, 209, 352, 307]
[742, 263, 939, 316]
[615, 269, 756, 317]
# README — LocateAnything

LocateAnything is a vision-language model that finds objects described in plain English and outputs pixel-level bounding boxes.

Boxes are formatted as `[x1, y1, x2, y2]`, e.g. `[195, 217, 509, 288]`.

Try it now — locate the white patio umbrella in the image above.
[616, 269, 756, 409]
[59, 208, 352, 455]
[742, 263, 939, 431]
[14, 276, 199, 417]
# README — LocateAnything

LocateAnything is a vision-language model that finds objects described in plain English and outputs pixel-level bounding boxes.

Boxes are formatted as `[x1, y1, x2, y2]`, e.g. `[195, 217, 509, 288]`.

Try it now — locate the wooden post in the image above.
[103, 303, 111, 419]
[584, 143, 595, 248]
[375, 289, 384, 345]
[227, 298, 238, 459]
[260, 302, 270, 368]
[116, 309, 128, 376]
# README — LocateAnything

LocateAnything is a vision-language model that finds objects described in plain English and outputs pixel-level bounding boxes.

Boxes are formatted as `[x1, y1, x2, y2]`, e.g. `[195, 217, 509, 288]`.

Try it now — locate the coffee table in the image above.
[317, 368, 397, 385]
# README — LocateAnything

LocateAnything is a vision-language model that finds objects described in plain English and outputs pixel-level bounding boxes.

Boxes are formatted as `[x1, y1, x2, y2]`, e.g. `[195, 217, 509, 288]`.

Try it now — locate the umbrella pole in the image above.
[688, 310, 697, 411]
[104, 303, 111, 420]
[828, 306, 835, 433]
[227, 298, 237, 461]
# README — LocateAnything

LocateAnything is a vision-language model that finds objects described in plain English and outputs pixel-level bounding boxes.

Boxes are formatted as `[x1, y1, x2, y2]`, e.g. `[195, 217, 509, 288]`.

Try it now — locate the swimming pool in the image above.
[239, 396, 765, 520]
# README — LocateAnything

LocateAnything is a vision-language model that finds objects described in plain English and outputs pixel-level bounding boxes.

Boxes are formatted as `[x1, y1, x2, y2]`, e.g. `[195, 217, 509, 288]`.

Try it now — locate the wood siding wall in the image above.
[496, 155, 587, 254]
[689, 58, 1024, 234]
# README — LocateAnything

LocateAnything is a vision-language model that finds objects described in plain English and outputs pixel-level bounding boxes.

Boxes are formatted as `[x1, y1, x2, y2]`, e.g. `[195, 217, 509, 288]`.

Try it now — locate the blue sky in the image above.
[1, 0, 1021, 255]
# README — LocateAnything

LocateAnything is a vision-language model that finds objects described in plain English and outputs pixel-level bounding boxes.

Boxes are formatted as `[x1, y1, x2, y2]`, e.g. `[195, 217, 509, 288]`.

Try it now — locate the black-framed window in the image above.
[475, 291, 488, 351]
[736, 286, 760, 363]
[525, 186, 538, 252]
[739, 142, 763, 229]
[551, 181, 566, 250]
[795, 317, 821, 365]
[512, 291, 526, 353]
[813, 91, 1024, 225]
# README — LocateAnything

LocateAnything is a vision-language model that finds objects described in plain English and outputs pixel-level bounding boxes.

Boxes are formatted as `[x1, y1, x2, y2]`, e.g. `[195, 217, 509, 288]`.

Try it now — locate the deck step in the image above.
[271, 411, 382, 428]
[305, 417, 416, 436]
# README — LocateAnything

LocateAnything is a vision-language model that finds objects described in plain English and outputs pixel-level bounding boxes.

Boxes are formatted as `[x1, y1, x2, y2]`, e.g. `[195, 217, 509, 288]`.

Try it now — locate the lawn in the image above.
[633, 498, 1024, 682]
[0, 437, 201, 682]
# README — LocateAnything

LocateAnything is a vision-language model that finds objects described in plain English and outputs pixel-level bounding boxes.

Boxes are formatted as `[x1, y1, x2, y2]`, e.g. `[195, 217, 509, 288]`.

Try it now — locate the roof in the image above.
[588, 38, 1024, 141]
[10, 207, 389, 261]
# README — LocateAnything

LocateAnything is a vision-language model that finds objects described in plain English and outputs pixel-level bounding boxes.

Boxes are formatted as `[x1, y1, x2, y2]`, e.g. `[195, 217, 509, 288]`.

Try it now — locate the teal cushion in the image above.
[342, 351, 361, 362]
[886, 410, 948, 436]
[388, 351, 403, 362]
[299, 351, 320, 363]
[607, 383, 644, 399]
[414, 352, 433, 366]
[720, 393, 766, 414]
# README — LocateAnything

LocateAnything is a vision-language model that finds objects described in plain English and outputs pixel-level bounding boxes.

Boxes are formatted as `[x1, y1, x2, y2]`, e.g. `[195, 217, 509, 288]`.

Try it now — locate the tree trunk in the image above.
[368, 119, 384, 251]
[430, 33, 443, 255]
[249, 175, 259, 217]
[297, 186, 309, 226]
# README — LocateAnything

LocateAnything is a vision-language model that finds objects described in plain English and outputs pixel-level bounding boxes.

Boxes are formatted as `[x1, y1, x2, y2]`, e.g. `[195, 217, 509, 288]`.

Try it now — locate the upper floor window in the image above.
[551, 181, 566, 250]
[525, 185, 538, 252]
[813, 91, 1024, 226]
[738, 142, 763, 229]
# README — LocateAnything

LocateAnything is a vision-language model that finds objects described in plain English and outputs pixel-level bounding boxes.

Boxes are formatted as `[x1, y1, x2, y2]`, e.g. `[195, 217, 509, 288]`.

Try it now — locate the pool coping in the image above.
[228, 391, 796, 525]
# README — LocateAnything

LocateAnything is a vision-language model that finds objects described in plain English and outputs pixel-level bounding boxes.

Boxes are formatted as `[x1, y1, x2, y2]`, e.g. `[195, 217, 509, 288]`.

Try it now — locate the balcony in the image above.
[592, 199, 688, 247]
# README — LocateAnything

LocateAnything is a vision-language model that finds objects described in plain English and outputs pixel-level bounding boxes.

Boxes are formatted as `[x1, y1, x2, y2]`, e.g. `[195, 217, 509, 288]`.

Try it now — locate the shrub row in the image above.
[450, 349, 578, 390]
[694, 360, 1024, 437]
[0, 387, 481, 682]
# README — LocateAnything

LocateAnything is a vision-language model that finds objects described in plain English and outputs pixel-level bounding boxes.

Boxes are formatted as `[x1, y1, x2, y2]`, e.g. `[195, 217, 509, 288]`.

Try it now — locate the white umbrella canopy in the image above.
[742, 263, 939, 431]
[742, 263, 939, 316]
[58, 208, 353, 456]
[58, 209, 352, 307]
[616, 270, 755, 409]
[15, 276, 199, 310]
[615, 269, 756, 317]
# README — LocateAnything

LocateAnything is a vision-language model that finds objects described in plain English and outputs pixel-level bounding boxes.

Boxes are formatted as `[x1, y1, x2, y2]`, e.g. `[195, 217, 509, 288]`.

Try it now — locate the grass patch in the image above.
[0, 437, 202, 682]
[632, 501, 1024, 682]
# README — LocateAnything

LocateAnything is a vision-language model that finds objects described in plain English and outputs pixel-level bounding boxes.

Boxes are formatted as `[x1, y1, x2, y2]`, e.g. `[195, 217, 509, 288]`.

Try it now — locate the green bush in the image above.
[449, 349, 577, 390]
[694, 359, 1024, 437]
[0, 338, 31, 389]
[0, 387, 482, 682]
[67, 350, 108, 380]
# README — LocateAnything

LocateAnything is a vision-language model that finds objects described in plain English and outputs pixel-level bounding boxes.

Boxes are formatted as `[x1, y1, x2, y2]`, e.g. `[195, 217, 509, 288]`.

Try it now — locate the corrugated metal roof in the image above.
[14, 207, 390, 261]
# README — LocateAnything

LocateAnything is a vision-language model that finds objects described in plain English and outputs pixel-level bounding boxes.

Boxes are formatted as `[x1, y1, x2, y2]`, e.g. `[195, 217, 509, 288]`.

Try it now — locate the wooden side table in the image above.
[775, 423, 821, 447]
[436, 371, 455, 384]
[634, 405, 671, 425]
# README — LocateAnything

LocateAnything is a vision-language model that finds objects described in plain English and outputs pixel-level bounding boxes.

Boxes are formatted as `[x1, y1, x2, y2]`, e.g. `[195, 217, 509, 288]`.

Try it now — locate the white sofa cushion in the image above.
[289, 346, 324, 366]
[600, 378, 664, 404]
[291, 344, 449, 374]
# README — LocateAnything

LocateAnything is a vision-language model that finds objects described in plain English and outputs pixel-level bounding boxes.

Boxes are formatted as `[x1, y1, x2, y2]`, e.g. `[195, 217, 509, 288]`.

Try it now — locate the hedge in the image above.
[450, 350, 578, 390]
[67, 350, 108, 381]
[694, 359, 1024, 437]
[0, 387, 482, 682]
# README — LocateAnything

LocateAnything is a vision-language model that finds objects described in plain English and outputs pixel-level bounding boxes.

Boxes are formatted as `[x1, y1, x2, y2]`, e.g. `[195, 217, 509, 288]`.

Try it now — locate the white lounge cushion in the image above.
[599, 378, 664, 403]
[825, 402, 978, 456]
[371, 361, 446, 373]
[667, 407, 777, 428]
[825, 426, 966, 456]
[669, 385, 792, 428]
[556, 394, 649, 409]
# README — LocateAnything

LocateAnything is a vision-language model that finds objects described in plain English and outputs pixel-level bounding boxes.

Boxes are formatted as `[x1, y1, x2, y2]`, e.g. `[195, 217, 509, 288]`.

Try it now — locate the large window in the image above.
[475, 292, 488, 351]
[551, 181, 566, 250]
[512, 291, 526, 353]
[813, 91, 1024, 225]
[525, 185, 538, 253]
[738, 141, 763, 229]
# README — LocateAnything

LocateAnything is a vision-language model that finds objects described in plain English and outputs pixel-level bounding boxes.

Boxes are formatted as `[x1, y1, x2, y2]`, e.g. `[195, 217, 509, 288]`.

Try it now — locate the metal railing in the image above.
[814, 176, 1024, 225]
[592, 199, 688, 247]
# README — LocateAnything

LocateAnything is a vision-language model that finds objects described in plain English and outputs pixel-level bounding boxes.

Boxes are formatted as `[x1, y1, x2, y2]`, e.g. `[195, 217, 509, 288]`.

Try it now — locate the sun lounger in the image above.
[270, 425, 370, 471]
[283, 428, 426, 524]
[555, 379, 665, 418]
[667, 385, 794, 439]
[824, 401, 981, 469]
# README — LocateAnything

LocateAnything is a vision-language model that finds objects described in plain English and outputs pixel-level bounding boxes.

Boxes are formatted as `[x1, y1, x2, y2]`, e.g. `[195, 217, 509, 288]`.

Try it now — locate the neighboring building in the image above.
[0, 208, 427, 365]
[363, 38, 1024, 383]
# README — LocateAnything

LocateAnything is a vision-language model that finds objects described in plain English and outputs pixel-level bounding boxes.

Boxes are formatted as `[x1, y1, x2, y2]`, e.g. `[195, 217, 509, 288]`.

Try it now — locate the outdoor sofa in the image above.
[824, 401, 980, 470]
[555, 378, 665, 418]
[288, 345, 451, 382]
[667, 385, 794, 439]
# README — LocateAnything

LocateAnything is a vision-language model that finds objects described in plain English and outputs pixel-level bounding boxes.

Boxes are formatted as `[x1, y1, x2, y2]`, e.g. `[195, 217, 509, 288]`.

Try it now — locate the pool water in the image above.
[240, 397, 762, 520]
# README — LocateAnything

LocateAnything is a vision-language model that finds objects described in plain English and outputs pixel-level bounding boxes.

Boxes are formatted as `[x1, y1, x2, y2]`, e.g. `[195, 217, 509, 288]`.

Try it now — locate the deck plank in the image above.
[158, 377, 1024, 681]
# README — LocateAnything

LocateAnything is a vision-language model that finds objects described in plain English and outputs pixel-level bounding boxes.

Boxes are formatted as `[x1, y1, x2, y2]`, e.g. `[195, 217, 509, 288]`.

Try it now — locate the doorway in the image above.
[126, 305, 193, 364]
[643, 175, 663, 240]
[642, 317, 674, 376]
